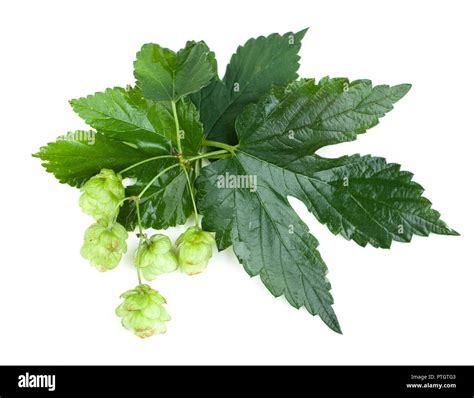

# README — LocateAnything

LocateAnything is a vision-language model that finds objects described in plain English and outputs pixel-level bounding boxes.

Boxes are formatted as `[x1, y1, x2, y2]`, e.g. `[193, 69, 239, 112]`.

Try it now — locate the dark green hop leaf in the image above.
[237, 78, 412, 165]
[193, 29, 307, 144]
[197, 155, 341, 332]
[117, 158, 195, 231]
[197, 78, 457, 331]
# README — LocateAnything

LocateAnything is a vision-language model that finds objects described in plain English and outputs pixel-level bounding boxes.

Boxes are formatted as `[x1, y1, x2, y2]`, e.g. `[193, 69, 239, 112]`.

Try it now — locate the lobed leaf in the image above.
[237, 78, 412, 166]
[134, 41, 214, 101]
[197, 156, 341, 333]
[197, 77, 455, 330]
[33, 131, 150, 187]
[70, 87, 203, 156]
[193, 29, 307, 144]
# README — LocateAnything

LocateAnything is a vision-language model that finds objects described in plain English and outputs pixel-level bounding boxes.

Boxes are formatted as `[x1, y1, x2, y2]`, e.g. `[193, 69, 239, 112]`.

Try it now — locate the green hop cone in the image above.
[134, 234, 178, 281]
[79, 168, 125, 222]
[176, 226, 215, 275]
[80, 222, 128, 272]
[115, 284, 170, 338]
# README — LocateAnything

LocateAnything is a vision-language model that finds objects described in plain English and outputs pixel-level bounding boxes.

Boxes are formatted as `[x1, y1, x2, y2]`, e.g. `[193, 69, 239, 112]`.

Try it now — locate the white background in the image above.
[0, 0, 472, 365]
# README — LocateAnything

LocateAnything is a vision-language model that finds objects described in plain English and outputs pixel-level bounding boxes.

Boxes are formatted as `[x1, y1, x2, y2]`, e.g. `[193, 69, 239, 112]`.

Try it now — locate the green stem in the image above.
[134, 150, 227, 202]
[183, 168, 199, 226]
[195, 158, 201, 176]
[171, 99, 200, 226]
[135, 199, 144, 286]
[118, 155, 176, 175]
[136, 268, 143, 285]
[112, 197, 132, 222]
[137, 162, 181, 199]
[187, 150, 229, 162]
[171, 100, 183, 155]
[135, 199, 144, 237]
[205, 154, 231, 159]
[203, 139, 238, 153]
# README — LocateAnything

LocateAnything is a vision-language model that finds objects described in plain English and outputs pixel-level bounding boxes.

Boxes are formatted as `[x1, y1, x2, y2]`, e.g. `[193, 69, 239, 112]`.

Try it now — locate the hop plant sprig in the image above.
[35, 30, 458, 336]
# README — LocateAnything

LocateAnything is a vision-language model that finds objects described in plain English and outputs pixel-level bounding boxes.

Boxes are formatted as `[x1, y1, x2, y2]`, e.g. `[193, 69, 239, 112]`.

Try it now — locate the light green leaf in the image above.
[33, 131, 150, 187]
[70, 87, 203, 156]
[134, 41, 214, 101]
[70, 87, 174, 155]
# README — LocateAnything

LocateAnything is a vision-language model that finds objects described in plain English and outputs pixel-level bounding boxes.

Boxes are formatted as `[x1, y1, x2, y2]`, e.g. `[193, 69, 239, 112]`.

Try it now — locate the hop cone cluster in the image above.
[75, 170, 217, 338]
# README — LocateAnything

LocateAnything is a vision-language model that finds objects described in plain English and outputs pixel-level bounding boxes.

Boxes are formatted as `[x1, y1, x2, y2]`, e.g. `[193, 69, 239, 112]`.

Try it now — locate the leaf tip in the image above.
[329, 318, 343, 334]
[447, 228, 460, 236]
[68, 98, 79, 111]
[390, 83, 412, 102]
[296, 27, 309, 39]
